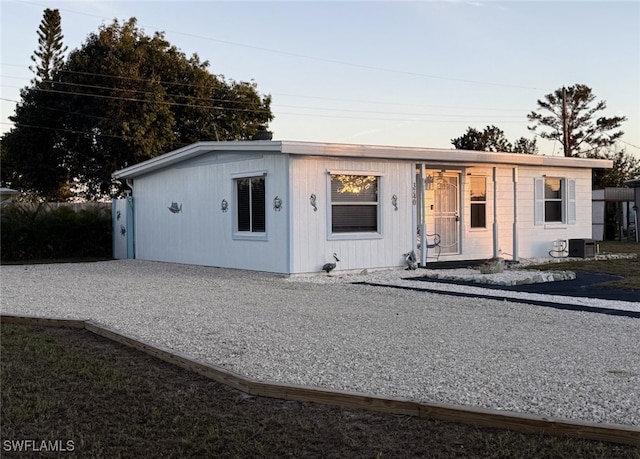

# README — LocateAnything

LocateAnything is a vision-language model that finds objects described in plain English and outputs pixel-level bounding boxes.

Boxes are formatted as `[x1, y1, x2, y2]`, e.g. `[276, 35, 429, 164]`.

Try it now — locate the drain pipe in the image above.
[635, 206, 639, 243]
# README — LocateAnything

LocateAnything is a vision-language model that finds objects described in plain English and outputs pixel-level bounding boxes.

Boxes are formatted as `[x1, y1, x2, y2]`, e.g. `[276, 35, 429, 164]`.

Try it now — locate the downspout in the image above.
[124, 179, 134, 259]
[492, 167, 499, 258]
[512, 167, 519, 262]
[126, 192, 135, 259]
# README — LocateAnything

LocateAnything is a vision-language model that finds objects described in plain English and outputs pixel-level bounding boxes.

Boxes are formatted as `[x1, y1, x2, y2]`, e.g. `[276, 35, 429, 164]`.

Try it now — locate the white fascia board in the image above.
[112, 140, 613, 180]
[279, 141, 613, 169]
[112, 141, 283, 179]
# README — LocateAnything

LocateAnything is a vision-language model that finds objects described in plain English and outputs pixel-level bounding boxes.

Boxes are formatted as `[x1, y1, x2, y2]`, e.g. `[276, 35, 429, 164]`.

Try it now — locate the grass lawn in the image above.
[527, 241, 640, 290]
[1, 323, 639, 458]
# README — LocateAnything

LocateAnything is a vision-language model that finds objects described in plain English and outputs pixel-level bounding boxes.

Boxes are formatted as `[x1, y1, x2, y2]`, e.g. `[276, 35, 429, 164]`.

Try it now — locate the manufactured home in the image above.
[112, 140, 611, 274]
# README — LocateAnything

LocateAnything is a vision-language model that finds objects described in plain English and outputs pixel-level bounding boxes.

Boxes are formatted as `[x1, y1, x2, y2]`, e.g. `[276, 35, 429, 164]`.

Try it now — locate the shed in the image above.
[112, 140, 612, 274]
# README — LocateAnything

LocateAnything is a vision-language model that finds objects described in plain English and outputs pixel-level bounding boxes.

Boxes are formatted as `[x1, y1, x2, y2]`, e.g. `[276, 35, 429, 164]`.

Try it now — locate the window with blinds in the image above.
[236, 176, 265, 232]
[330, 174, 379, 233]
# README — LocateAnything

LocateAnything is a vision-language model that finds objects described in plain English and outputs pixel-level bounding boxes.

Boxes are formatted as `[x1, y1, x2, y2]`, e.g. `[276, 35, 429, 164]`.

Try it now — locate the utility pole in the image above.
[562, 86, 570, 157]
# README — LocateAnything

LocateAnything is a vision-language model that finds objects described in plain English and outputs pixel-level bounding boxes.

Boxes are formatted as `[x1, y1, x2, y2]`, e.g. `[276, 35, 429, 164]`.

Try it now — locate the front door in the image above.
[434, 173, 460, 254]
[420, 169, 460, 255]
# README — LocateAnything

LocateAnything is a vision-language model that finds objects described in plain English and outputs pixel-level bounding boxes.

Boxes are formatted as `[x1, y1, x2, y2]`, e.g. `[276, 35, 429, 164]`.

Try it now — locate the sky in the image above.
[1, 0, 639, 160]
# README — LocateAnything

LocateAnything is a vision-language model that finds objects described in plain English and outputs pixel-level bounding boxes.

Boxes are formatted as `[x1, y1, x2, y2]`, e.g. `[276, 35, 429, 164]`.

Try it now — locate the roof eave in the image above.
[112, 140, 613, 180]
[280, 141, 613, 168]
[112, 140, 283, 179]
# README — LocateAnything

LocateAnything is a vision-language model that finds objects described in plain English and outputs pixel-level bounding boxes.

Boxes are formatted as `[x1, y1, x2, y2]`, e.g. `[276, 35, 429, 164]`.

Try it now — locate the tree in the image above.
[58, 18, 273, 198]
[0, 8, 69, 200]
[2, 17, 273, 200]
[588, 148, 640, 189]
[29, 8, 67, 85]
[527, 84, 626, 158]
[451, 125, 537, 154]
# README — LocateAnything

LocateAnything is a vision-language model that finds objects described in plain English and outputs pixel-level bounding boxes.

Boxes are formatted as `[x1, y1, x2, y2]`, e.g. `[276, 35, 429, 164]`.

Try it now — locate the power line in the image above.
[621, 140, 640, 150]
[2, 68, 529, 113]
[2, 78, 528, 121]
[17, 0, 542, 91]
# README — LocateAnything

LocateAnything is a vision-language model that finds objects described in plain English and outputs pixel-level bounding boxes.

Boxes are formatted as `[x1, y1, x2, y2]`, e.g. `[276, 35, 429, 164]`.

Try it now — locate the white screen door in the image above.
[434, 173, 460, 254]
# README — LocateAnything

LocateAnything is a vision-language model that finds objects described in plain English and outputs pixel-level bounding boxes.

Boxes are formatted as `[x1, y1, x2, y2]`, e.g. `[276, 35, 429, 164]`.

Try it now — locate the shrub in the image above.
[0, 203, 112, 261]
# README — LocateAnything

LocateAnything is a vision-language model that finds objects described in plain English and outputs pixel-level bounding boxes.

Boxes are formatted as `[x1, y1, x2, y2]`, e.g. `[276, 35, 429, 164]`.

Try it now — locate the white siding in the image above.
[129, 146, 596, 273]
[289, 157, 414, 273]
[451, 165, 591, 261]
[516, 166, 593, 258]
[133, 152, 290, 273]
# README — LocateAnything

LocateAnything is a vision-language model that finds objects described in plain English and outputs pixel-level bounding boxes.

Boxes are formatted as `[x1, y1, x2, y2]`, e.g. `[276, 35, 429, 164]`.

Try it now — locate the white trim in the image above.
[326, 171, 382, 241]
[567, 179, 576, 225]
[113, 140, 613, 180]
[231, 170, 268, 179]
[534, 178, 544, 226]
[232, 174, 268, 241]
[534, 176, 576, 227]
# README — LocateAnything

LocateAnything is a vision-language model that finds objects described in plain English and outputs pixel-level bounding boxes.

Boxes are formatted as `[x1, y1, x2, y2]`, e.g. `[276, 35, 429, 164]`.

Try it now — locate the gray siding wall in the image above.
[133, 152, 290, 273]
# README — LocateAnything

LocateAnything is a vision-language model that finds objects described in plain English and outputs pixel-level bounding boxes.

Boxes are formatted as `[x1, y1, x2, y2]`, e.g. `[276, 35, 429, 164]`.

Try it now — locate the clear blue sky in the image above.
[1, 1, 639, 159]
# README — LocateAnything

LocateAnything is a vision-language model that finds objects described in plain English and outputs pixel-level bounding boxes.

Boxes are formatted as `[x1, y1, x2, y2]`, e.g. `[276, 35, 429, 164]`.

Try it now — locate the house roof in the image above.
[112, 140, 613, 180]
[624, 177, 640, 188]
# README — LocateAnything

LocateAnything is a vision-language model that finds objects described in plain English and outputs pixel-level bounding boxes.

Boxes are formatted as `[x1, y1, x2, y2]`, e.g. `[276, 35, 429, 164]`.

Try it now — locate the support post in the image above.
[493, 167, 499, 258]
[512, 167, 519, 262]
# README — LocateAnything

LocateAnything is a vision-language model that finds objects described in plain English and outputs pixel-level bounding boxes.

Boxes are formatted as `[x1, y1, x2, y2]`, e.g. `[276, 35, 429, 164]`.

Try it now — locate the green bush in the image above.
[1, 203, 112, 261]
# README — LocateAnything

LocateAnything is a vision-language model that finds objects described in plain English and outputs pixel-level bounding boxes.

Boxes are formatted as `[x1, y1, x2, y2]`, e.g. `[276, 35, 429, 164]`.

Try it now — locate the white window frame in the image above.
[232, 171, 268, 241]
[534, 177, 576, 226]
[469, 176, 487, 229]
[326, 171, 383, 241]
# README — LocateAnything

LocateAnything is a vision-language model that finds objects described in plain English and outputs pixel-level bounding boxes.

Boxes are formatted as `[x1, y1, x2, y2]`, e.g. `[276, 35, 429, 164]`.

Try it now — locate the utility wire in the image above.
[2, 69, 528, 113]
[2, 81, 527, 121]
[17, 0, 541, 91]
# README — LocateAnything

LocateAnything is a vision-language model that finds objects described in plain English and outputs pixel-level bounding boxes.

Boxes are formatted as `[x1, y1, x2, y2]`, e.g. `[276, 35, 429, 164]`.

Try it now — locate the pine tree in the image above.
[29, 8, 67, 85]
[0, 9, 69, 200]
[527, 84, 626, 158]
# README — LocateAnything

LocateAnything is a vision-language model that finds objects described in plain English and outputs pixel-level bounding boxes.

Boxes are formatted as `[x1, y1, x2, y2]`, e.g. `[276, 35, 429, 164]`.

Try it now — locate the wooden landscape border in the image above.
[2, 313, 639, 447]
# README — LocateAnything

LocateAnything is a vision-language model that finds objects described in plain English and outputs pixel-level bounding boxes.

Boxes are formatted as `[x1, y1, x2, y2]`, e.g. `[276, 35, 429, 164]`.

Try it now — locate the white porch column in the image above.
[418, 164, 427, 267]
[492, 167, 499, 258]
[512, 167, 519, 262]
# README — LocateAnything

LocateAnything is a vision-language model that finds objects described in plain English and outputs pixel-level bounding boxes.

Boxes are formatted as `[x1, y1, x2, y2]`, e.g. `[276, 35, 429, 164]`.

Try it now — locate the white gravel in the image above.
[1, 259, 639, 427]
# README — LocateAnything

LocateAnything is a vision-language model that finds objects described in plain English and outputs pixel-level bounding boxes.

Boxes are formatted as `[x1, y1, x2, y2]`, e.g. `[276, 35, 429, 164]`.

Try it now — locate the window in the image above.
[544, 177, 563, 222]
[236, 176, 265, 232]
[534, 177, 576, 225]
[330, 174, 379, 233]
[469, 176, 486, 228]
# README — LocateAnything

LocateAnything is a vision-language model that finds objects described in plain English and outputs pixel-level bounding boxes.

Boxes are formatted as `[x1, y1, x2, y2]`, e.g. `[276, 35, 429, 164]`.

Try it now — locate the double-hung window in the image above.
[534, 177, 576, 225]
[330, 174, 379, 234]
[469, 176, 487, 228]
[236, 175, 265, 233]
[544, 177, 563, 222]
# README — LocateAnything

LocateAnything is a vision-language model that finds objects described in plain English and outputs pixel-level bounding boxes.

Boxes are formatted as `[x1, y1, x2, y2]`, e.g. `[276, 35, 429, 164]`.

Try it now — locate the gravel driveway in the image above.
[1, 260, 639, 427]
